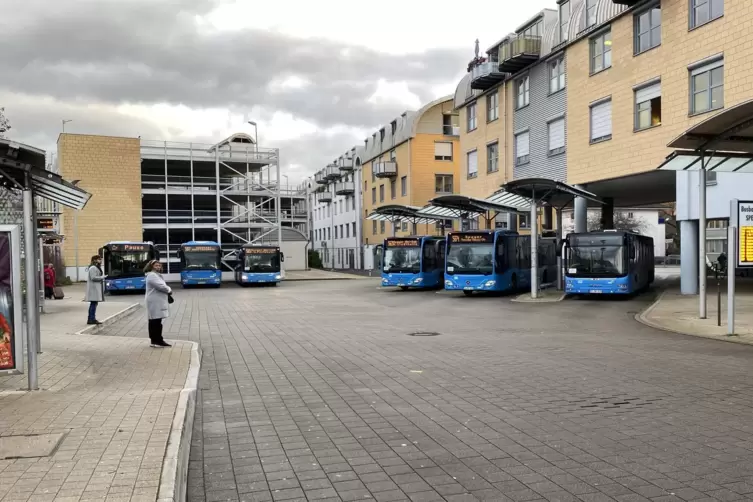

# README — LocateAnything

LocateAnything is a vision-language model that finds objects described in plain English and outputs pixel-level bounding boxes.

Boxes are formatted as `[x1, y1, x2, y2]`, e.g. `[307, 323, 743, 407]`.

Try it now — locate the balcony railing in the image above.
[140, 140, 278, 165]
[140, 174, 300, 195]
[315, 171, 327, 184]
[325, 164, 341, 180]
[339, 157, 354, 171]
[335, 181, 355, 195]
[611, 0, 638, 4]
[442, 125, 460, 136]
[373, 161, 397, 178]
[470, 61, 507, 91]
[316, 191, 333, 203]
[499, 36, 541, 73]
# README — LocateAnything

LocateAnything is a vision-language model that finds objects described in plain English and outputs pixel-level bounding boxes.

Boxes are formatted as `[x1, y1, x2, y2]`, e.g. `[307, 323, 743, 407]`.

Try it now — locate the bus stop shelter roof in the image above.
[366, 204, 445, 224]
[500, 178, 603, 208]
[658, 99, 753, 173]
[0, 138, 92, 210]
[418, 194, 530, 220]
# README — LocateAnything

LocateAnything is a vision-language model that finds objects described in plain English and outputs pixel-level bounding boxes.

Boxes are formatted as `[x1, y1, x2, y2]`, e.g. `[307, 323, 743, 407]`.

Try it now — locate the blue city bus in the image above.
[178, 241, 222, 287]
[100, 241, 159, 292]
[381, 236, 446, 290]
[564, 231, 654, 295]
[235, 245, 284, 286]
[444, 231, 557, 296]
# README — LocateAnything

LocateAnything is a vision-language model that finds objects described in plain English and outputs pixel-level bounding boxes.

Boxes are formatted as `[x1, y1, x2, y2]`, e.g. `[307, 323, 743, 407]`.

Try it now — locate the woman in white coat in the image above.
[144, 260, 172, 348]
[85, 255, 105, 325]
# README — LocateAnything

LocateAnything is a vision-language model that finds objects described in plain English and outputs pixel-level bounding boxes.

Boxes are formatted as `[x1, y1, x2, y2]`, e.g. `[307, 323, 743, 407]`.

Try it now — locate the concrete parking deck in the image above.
[0, 288, 199, 502]
[95, 280, 753, 502]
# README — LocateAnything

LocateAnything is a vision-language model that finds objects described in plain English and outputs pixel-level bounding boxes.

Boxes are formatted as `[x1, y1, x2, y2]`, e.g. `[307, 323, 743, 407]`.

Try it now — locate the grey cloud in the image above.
[0, 0, 468, 129]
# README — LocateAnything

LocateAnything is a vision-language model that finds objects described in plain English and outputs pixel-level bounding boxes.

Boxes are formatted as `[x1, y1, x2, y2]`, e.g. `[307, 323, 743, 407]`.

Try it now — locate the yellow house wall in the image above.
[566, 0, 753, 185]
[57, 133, 143, 269]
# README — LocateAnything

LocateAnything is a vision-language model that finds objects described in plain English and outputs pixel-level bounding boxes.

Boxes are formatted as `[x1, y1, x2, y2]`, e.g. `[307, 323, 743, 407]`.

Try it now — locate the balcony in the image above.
[325, 164, 341, 180]
[373, 161, 397, 178]
[335, 181, 355, 196]
[315, 170, 327, 184]
[316, 191, 332, 203]
[470, 61, 507, 91]
[339, 157, 354, 171]
[499, 36, 541, 73]
[442, 125, 460, 136]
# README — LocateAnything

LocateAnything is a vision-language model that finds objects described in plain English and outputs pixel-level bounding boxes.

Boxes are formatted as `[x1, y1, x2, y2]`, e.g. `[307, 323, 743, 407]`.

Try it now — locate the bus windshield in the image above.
[244, 252, 280, 273]
[383, 247, 421, 274]
[107, 250, 151, 278]
[446, 243, 494, 275]
[183, 251, 220, 270]
[568, 245, 625, 276]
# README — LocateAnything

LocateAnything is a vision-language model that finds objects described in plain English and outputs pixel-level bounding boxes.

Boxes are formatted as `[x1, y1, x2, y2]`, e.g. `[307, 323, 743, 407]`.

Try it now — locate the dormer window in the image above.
[487, 48, 499, 63]
[379, 128, 385, 143]
[391, 120, 397, 136]
[521, 20, 543, 38]
[586, 0, 597, 27]
[560, 1, 570, 43]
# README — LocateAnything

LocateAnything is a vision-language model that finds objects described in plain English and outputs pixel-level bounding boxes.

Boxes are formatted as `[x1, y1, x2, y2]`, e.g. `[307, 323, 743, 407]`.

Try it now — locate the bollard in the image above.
[717, 268, 721, 327]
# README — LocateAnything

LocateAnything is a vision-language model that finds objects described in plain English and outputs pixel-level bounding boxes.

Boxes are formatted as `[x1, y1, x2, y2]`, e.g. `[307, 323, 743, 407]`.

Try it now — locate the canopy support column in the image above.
[699, 154, 707, 319]
[23, 175, 39, 391]
[530, 188, 538, 299]
[556, 208, 563, 291]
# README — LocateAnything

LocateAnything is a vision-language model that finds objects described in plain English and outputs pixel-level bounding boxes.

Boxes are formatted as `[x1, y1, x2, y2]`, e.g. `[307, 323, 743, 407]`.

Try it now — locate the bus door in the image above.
[434, 240, 446, 276]
[421, 239, 437, 278]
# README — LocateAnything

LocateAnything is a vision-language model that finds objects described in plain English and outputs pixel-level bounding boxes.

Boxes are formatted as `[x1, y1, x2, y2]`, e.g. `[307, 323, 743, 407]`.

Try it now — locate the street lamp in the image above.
[282, 174, 290, 223]
[247, 121, 258, 153]
[62, 119, 72, 133]
[71, 180, 81, 282]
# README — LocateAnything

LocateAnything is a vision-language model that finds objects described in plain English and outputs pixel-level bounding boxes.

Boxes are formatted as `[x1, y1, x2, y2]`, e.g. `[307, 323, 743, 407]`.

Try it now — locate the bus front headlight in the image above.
[445, 280, 452, 287]
[242, 274, 248, 280]
[106, 281, 112, 288]
[275, 275, 282, 280]
[485, 280, 496, 287]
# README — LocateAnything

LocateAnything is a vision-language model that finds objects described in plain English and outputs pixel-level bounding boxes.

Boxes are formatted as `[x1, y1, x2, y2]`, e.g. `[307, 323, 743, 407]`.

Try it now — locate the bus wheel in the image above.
[400, 286, 409, 291]
[463, 290, 473, 296]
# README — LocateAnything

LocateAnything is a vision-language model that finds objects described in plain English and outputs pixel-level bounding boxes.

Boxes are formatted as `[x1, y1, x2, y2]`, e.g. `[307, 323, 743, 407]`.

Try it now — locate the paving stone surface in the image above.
[97, 280, 753, 502]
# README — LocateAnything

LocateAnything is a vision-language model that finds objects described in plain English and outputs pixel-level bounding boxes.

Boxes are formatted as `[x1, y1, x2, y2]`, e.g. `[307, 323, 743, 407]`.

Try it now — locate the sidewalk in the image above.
[638, 280, 753, 344]
[0, 289, 199, 501]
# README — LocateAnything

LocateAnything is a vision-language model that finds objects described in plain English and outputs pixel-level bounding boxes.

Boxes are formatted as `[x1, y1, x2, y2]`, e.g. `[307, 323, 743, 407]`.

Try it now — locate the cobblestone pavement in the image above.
[98, 280, 753, 502]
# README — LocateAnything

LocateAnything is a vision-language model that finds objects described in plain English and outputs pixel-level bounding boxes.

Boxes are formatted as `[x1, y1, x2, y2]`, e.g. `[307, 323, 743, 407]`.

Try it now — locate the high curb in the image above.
[158, 341, 201, 502]
[74, 303, 141, 335]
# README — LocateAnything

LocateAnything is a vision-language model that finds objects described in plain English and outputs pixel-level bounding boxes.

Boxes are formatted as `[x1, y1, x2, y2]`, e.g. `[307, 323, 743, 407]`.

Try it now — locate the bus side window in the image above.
[422, 244, 435, 270]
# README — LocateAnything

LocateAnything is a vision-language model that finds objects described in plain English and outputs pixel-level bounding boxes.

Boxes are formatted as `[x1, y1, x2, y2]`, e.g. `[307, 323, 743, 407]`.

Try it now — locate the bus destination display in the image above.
[184, 245, 217, 252]
[110, 244, 149, 252]
[386, 239, 419, 247]
[450, 233, 493, 244]
[246, 248, 278, 254]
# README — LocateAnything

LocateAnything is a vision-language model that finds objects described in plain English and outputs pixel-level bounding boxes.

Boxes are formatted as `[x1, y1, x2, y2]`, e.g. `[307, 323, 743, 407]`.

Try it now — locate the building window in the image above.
[346, 224, 350, 238]
[380, 221, 385, 234]
[549, 58, 565, 93]
[586, 0, 597, 27]
[515, 131, 530, 166]
[635, 80, 662, 130]
[590, 30, 612, 74]
[340, 224, 343, 239]
[707, 171, 718, 185]
[390, 179, 396, 199]
[434, 142, 453, 161]
[390, 149, 396, 161]
[706, 239, 727, 254]
[402, 222, 408, 232]
[379, 184, 384, 202]
[487, 142, 499, 173]
[690, 0, 723, 29]
[327, 227, 330, 240]
[487, 91, 499, 122]
[590, 98, 613, 143]
[352, 222, 356, 236]
[560, 1, 570, 43]
[519, 214, 531, 229]
[635, 5, 661, 54]
[401, 176, 407, 196]
[467, 150, 478, 179]
[371, 187, 376, 204]
[435, 175, 453, 194]
[467, 102, 477, 131]
[548, 118, 566, 156]
[435, 219, 453, 231]
[372, 220, 377, 234]
[516, 76, 530, 109]
[690, 57, 724, 115]
[335, 226, 338, 239]
[442, 114, 458, 135]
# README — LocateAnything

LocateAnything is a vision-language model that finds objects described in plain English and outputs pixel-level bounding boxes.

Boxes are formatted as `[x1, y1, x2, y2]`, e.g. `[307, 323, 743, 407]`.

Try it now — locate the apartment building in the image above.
[310, 147, 364, 270]
[361, 96, 461, 244]
[57, 132, 307, 280]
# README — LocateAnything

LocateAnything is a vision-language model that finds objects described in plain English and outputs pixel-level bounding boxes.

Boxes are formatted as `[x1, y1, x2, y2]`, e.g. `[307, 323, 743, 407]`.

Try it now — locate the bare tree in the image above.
[587, 211, 646, 234]
[0, 108, 10, 138]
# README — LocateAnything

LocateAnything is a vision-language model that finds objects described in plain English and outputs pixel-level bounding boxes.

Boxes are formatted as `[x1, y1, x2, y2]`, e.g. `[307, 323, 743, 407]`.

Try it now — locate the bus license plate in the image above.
[126, 286, 135, 289]
[589, 289, 602, 294]
[464, 287, 473, 291]
[198, 281, 205, 284]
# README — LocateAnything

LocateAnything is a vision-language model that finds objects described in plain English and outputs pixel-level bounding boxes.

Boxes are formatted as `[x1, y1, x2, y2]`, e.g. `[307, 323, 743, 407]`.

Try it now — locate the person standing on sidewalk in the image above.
[85, 255, 105, 325]
[144, 260, 172, 348]
[43, 263, 55, 300]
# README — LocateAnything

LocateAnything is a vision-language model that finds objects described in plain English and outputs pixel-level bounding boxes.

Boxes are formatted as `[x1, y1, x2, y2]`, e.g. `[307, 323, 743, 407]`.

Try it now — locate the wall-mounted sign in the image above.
[450, 233, 494, 244]
[0, 226, 23, 374]
[37, 217, 54, 230]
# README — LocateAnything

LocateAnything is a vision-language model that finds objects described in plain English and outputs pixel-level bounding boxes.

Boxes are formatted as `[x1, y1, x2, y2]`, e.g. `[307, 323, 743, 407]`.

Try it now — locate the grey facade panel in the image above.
[513, 53, 567, 182]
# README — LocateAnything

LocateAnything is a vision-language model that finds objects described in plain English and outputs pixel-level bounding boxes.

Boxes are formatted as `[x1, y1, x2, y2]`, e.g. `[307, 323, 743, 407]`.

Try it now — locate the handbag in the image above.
[167, 293, 174, 304]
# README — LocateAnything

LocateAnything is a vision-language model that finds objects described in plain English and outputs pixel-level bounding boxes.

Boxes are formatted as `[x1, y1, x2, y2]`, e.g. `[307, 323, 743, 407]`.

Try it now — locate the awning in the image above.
[667, 98, 753, 153]
[501, 178, 603, 207]
[656, 150, 753, 173]
[366, 204, 447, 225]
[0, 139, 92, 210]
[418, 194, 529, 220]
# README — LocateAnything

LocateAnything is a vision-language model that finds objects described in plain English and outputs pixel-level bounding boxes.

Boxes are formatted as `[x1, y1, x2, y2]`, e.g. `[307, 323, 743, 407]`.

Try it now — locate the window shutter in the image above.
[590, 101, 612, 140]
[434, 142, 452, 157]
[549, 119, 565, 150]
[635, 82, 661, 103]
[516, 132, 530, 157]
[467, 151, 478, 176]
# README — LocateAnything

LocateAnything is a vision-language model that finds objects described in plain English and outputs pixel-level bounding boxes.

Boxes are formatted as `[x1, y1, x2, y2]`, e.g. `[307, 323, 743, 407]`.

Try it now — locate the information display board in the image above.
[737, 201, 753, 268]
[0, 226, 23, 375]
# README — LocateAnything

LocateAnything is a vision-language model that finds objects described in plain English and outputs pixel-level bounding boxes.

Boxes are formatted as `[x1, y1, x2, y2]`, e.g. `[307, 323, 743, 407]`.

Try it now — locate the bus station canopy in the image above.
[0, 138, 92, 210]
[418, 194, 530, 220]
[500, 178, 603, 208]
[657, 99, 753, 173]
[366, 204, 446, 225]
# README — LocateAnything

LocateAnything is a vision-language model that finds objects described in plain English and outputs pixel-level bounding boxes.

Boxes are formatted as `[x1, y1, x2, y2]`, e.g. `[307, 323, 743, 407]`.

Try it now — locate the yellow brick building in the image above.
[361, 97, 461, 244]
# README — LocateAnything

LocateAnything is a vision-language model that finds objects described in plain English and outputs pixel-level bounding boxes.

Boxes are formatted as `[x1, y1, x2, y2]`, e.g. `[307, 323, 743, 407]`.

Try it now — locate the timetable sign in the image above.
[737, 201, 753, 267]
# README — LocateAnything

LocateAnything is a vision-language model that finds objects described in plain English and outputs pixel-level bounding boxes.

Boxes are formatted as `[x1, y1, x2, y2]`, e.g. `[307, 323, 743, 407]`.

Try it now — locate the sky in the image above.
[0, 0, 553, 185]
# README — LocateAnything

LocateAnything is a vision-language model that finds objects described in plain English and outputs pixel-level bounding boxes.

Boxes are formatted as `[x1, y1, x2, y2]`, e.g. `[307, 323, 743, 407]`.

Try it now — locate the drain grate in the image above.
[407, 331, 440, 337]
[578, 396, 661, 411]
